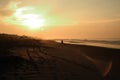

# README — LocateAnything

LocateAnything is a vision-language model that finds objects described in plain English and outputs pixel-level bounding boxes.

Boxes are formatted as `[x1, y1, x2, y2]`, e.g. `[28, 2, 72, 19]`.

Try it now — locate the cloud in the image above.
[0, 8, 14, 16]
[0, 0, 11, 8]
[0, 0, 12, 17]
[81, 18, 120, 24]
[0, 0, 19, 17]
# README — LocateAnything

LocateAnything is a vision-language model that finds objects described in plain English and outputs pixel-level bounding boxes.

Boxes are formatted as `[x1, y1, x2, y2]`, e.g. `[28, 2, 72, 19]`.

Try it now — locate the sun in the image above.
[14, 7, 46, 30]
[21, 14, 45, 29]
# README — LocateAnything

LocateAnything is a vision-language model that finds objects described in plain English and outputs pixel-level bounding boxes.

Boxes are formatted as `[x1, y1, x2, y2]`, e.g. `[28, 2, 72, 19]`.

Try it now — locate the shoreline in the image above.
[53, 41, 120, 51]
[54, 39, 120, 49]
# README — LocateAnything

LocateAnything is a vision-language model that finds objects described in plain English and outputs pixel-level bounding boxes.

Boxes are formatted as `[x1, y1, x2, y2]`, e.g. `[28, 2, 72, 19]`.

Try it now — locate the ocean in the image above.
[55, 39, 120, 49]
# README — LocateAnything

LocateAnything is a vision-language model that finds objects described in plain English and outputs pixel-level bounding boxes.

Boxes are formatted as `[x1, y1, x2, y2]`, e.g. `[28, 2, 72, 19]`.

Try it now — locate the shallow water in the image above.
[55, 39, 120, 49]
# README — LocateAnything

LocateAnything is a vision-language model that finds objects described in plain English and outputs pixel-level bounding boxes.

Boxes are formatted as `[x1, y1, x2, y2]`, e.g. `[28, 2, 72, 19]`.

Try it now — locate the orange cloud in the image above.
[0, 0, 21, 17]
[0, 9, 14, 16]
[80, 18, 120, 24]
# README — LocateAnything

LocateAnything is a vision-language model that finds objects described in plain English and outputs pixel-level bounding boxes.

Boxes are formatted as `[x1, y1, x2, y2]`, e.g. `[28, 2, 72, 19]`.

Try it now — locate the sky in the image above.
[0, 0, 120, 39]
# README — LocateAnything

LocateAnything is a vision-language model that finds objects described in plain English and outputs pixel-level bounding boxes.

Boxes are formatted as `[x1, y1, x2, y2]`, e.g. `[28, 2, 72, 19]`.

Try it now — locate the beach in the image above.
[0, 36, 120, 80]
[42, 41, 120, 80]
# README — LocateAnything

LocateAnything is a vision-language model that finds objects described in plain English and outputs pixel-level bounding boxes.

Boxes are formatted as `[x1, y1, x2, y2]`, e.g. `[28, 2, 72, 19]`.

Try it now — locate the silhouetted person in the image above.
[61, 40, 64, 44]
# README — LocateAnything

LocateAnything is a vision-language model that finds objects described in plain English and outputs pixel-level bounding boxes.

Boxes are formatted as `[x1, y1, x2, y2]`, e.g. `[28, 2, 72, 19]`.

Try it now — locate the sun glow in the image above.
[21, 14, 45, 29]
[14, 7, 46, 29]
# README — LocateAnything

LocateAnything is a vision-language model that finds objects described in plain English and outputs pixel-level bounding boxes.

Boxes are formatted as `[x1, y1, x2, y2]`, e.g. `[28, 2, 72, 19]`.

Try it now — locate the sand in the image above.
[43, 41, 120, 79]
[0, 39, 120, 80]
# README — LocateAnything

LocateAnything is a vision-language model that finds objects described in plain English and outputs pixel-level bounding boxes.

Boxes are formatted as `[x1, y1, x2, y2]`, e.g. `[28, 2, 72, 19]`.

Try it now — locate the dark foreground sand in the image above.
[0, 39, 120, 80]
